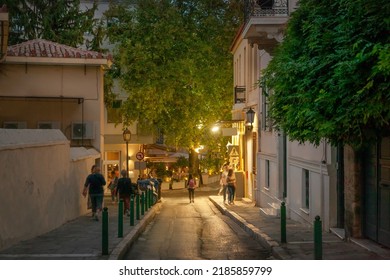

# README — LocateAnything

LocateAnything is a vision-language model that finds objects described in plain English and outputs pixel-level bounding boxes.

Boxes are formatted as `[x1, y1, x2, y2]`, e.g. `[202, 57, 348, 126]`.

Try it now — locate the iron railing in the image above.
[234, 86, 246, 104]
[244, 0, 289, 23]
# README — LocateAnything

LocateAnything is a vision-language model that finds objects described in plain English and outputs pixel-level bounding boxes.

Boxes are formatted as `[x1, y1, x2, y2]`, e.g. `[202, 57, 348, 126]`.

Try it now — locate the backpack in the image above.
[188, 179, 195, 188]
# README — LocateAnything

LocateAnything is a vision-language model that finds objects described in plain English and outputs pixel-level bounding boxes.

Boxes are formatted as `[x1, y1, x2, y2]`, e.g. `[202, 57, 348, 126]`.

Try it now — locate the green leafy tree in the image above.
[105, 0, 242, 150]
[263, 0, 390, 149]
[4, 0, 98, 47]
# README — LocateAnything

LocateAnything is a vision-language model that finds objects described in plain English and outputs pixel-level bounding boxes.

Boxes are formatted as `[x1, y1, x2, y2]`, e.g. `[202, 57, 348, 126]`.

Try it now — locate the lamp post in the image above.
[123, 128, 131, 178]
[0, 5, 9, 63]
[246, 107, 255, 130]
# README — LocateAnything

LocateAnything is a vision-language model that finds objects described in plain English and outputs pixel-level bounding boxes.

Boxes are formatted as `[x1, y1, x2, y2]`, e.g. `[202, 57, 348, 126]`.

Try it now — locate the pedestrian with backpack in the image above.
[187, 174, 197, 203]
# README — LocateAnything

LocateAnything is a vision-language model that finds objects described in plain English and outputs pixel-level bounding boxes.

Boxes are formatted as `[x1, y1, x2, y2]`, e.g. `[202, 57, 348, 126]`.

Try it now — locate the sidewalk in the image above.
[209, 195, 390, 260]
[0, 196, 161, 260]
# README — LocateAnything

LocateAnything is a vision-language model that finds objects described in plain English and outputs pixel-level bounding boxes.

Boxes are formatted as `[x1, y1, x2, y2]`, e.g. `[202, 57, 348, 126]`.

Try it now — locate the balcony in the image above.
[243, 0, 290, 54]
[234, 86, 246, 104]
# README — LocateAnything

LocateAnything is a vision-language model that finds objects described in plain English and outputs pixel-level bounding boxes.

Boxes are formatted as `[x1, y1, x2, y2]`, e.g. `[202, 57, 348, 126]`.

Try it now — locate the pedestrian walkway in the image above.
[209, 195, 390, 260]
[0, 196, 161, 260]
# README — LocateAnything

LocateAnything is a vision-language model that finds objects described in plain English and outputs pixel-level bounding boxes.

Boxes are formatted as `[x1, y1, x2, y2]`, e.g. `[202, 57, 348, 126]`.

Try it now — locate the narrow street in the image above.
[123, 187, 271, 260]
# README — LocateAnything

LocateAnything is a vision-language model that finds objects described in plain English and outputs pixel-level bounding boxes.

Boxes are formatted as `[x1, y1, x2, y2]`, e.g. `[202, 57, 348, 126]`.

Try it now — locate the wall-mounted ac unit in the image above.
[37, 121, 60, 129]
[71, 122, 94, 139]
[3, 121, 27, 129]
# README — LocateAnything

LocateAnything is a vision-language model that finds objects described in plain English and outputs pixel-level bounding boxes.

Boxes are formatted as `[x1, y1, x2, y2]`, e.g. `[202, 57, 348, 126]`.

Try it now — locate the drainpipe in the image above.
[283, 132, 287, 199]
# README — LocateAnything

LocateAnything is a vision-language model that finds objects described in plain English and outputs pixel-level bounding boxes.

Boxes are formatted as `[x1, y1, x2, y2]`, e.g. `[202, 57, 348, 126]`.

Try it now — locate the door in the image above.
[379, 137, 390, 247]
[364, 137, 390, 248]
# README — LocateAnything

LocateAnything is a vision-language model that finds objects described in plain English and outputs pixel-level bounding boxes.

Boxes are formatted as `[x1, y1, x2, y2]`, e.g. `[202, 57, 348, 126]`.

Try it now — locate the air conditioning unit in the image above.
[3, 121, 27, 129]
[71, 122, 95, 139]
[37, 121, 60, 129]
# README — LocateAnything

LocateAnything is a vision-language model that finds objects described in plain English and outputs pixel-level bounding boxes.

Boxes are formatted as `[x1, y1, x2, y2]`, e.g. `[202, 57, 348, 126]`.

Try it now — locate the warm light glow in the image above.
[211, 126, 220, 133]
[194, 145, 204, 153]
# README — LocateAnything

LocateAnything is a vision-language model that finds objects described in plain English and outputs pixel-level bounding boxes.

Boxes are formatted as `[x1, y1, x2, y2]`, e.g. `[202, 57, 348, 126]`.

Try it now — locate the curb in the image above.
[208, 196, 290, 260]
[108, 202, 162, 260]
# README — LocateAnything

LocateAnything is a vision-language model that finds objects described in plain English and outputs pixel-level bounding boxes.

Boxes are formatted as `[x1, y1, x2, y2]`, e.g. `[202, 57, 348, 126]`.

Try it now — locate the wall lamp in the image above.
[246, 108, 255, 131]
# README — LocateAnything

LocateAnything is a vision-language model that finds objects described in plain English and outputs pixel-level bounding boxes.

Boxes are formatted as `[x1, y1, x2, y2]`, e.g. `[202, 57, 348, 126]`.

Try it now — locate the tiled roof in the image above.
[7, 39, 110, 60]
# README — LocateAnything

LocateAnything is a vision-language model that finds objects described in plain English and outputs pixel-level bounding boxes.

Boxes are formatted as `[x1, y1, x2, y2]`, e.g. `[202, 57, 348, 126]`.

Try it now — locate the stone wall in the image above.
[343, 145, 363, 239]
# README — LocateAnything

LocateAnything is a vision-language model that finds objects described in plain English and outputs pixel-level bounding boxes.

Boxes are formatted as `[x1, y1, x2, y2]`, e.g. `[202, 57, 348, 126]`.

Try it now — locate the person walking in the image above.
[218, 164, 229, 203]
[187, 174, 197, 203]
[226, 168, 236, 205]
[108, 170, 119, 203]
[116, 170, 133, 216]
[83, 166, 106, 221]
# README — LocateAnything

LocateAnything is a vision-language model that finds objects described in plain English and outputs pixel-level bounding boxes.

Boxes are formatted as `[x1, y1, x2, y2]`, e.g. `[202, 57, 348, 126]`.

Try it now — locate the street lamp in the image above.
[0, 5, 9, 63]
[122, 128, 131, 178]
[246, 107, 255, 130]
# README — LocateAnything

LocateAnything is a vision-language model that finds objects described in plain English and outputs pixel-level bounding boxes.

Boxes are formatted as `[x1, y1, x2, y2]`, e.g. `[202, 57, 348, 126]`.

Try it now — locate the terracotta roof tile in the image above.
[7, 39, 110, 60]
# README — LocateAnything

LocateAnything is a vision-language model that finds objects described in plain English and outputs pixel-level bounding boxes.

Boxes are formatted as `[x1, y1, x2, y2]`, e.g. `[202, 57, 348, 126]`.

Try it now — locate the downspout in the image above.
[79, 98, 84, 147]
[283, 132, 287, 199]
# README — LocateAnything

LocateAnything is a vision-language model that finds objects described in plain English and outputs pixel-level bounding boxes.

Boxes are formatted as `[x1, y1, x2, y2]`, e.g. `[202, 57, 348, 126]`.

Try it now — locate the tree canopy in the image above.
[4, 0, 98, 48]
[263, 0, 390, 149]
[105, 0, 242, 149]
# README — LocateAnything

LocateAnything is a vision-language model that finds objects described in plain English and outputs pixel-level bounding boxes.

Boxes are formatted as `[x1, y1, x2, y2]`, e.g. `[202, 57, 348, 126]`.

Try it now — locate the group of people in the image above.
[82, 163, 236, 220]
[185, 164, 236, 205]
[218, 164, 236, 205]
[82, 166, 135, 221]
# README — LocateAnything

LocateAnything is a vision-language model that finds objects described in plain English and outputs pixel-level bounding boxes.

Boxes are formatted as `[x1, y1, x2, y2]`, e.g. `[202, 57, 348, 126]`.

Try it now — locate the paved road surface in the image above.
[123, 188, 271, 260]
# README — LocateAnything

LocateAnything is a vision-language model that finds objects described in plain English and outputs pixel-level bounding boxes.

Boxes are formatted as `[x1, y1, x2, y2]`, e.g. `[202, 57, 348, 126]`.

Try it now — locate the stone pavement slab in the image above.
[0, 197, 161, 260]
[208, 195, 390, 260]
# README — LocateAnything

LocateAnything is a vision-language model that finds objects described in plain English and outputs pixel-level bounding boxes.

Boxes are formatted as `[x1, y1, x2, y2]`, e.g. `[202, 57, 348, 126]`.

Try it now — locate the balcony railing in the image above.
[234, 86, 246, 104]
[244, 0, 289, 23]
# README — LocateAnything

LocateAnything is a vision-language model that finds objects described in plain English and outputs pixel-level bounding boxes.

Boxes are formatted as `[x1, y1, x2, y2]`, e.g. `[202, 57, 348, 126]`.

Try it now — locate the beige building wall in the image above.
[231, 31, 261, 201]
[0, 62, 106, 153]
[0, 129, 98, 251]
[232, 0, 337, 230]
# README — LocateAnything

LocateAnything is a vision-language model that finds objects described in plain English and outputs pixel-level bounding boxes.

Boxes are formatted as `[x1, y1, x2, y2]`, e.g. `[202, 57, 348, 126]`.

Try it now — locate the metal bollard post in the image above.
[314, 215, 323, 260]
[281, 202, 287, 243]
[141, 192, 145, 216]
[149, 188, 152, 207]
[130, 195, 135, 226]
[145, 190, 149, 210]
[145, 189, 148, 211]
[118, 199, 123, 238]
[102, 207, 108, 255]
[136, 194, 140, 220]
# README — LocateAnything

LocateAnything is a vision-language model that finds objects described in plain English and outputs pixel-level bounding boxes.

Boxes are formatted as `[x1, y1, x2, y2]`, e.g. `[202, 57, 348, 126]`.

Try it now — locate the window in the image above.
[107, 100, 122, 124]
[303, 169, 310, 209]
[261, 82, 272, 132]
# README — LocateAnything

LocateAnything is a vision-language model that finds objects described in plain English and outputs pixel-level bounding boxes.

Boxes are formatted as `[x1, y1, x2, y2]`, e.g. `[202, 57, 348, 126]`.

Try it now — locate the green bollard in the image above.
[102, 207, 108, 255]
[141, 192, 145, 216]
[149, 188, 152, 207]
[145, 189, 148, 211]
[281, 202, 287, 243]
[314, 215, 323, 260]
[118, 199, 123, 238]
[130, 195, 134, 226]
[136, 194, 140, 220]
[145, 190, 149, 210]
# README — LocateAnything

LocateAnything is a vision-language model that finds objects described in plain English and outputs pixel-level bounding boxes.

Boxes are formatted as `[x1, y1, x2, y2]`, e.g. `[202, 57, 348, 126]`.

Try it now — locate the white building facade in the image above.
[232, 0, 339, 231]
